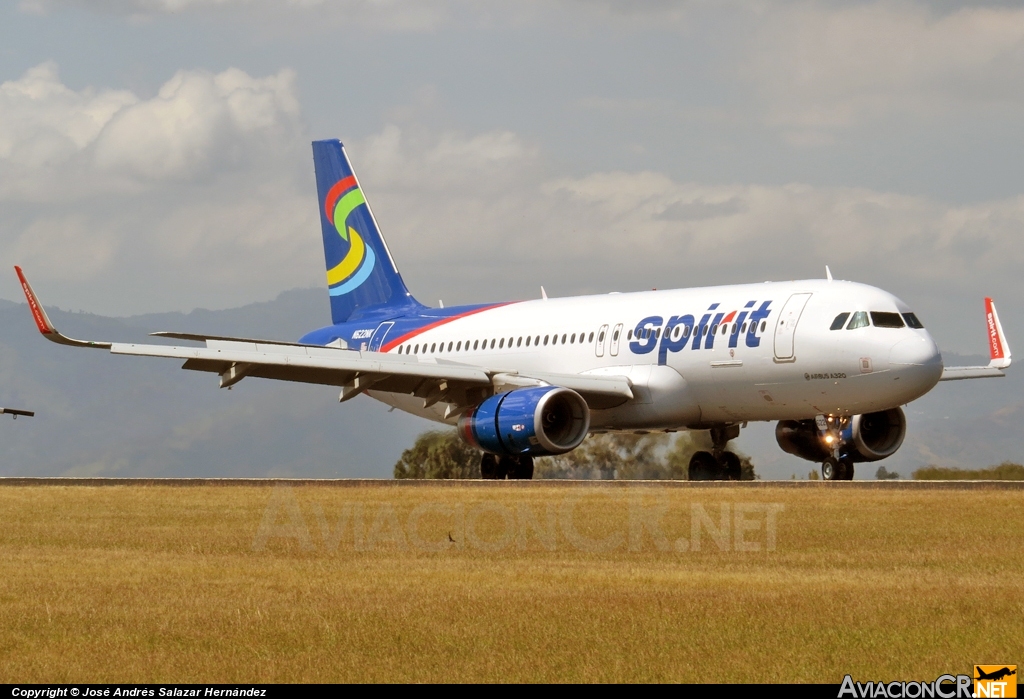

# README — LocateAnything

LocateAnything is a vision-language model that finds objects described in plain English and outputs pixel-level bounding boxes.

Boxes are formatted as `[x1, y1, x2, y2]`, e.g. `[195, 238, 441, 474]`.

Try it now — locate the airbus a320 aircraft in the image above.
[15, 140, 1012, 480]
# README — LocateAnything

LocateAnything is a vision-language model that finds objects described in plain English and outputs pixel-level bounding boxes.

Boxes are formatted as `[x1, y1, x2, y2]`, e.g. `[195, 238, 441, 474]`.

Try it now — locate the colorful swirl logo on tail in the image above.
[324, 175, 376, 296]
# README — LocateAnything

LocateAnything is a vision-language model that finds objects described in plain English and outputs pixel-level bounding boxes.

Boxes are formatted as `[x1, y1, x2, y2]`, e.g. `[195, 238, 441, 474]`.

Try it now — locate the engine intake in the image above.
[776, 407, 906, 463]
[458, 386, 590, 456]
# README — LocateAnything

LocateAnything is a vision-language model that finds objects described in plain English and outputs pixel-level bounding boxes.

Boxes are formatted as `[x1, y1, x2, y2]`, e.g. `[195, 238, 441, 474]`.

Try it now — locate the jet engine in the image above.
[775, 407, 907, 463]
[458, 386, 590, 456]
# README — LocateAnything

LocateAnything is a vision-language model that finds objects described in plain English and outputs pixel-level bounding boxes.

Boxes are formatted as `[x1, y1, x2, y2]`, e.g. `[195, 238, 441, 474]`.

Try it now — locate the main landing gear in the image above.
[688, 425, 743, 481]
[481, 453, 535, 480]
[821, 457, 854, 481]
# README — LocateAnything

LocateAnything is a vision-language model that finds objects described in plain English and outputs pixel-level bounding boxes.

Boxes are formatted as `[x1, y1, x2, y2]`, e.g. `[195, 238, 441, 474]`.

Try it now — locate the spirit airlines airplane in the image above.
[14, 140, 1013, 480]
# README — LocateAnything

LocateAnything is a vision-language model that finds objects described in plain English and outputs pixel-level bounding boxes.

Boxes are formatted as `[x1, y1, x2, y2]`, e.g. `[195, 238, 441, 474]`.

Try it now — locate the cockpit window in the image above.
[902, 313, 924, 329]
[830, 313, 850, 330]
[871, 312, 905, 328]
[846, 311, 869, 330]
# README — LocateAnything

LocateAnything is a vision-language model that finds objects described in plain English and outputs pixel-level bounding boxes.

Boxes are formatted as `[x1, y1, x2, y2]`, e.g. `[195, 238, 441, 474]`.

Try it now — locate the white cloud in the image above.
[0, 62, 301, 200]
[0, 63, 318, 313]
[747, 2, 1024, 131]
[93, 67, 300, 181]
[348, 125, 1024, 352]
[3, 64, 1021, 352]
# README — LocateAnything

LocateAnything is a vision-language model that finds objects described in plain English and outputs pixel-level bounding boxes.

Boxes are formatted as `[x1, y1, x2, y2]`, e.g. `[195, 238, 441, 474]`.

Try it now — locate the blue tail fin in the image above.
[312, 139, 425, 324]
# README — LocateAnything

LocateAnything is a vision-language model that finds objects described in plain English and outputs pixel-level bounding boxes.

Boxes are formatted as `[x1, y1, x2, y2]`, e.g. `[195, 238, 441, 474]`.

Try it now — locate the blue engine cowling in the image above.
[458, 386, 590, 456]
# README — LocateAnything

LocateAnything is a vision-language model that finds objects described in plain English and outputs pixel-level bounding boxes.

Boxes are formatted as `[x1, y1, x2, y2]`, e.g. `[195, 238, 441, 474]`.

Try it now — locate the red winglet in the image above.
[12, 266, 111, 349]
[984, 297, 1011, 369]
[986, 297, 1002, 360]
[14, 266, 56, 336]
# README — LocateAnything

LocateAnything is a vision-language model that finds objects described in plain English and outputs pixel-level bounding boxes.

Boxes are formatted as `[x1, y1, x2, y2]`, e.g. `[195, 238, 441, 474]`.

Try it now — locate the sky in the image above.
[2, 1, 1023, 354]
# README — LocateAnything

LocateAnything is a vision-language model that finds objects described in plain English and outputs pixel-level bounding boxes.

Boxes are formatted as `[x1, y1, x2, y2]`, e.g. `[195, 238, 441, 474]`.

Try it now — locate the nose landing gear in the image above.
[821, 457, 854, 481]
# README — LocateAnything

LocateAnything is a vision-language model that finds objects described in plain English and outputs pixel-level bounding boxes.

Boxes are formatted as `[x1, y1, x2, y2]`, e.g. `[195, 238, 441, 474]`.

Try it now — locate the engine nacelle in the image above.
[775, 407, 907, 463]
[458, 386, 590, 456]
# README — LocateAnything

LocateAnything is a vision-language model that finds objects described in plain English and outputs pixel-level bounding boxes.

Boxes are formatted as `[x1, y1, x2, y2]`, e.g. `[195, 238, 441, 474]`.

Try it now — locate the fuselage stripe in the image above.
[380, 302, 518, 353]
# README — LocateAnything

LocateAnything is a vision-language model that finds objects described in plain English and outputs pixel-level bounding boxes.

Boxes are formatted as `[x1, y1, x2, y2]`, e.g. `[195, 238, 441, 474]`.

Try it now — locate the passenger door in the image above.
[774, 293, 812, 361]
[595, 324, 609, 357]
[609, 323, 623, 357]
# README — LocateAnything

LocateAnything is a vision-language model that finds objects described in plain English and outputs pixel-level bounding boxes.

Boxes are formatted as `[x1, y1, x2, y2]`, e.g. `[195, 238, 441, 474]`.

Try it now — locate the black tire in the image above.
[481, 453, 499, 479]
[841, 461, 855, 481]
[507, 455, 535, 480]
[821, 458, 838, 481]
[689, 451, 718, 481]
[720, 452, 742, 480]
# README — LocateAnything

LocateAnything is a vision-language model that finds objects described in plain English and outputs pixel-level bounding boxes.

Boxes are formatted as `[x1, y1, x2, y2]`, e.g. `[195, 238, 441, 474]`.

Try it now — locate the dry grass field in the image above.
[0, 481, 1020, 683]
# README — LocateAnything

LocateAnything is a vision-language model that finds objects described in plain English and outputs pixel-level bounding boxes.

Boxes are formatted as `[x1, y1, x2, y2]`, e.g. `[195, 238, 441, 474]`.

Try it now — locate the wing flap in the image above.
[114, 342, 492, 384]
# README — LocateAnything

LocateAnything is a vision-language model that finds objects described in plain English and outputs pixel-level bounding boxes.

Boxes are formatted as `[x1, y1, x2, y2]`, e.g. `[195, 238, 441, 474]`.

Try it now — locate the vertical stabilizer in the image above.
[312, 139, 425, 324]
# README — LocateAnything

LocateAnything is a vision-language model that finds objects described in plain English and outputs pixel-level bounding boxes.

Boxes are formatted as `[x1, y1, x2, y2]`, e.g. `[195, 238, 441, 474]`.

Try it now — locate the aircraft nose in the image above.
[889, 334, 942, 368]
[887, 334, 943, 399]
[889, 334, 943, 393]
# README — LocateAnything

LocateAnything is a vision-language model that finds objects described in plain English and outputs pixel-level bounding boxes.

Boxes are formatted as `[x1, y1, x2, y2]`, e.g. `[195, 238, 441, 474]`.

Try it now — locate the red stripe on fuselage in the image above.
[380, 302, 518, 353]
[325, 176, 358, 224]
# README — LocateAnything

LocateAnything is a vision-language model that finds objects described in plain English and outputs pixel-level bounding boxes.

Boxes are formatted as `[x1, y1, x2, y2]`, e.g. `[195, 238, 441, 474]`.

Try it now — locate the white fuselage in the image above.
[369, 279, 944, 430]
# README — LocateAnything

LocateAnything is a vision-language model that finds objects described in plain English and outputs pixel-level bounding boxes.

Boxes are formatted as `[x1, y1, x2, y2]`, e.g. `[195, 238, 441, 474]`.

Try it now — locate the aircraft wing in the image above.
[939, 297, 1013, 381]
[1, 408, 34, 418]
[15, 267, 633, 415]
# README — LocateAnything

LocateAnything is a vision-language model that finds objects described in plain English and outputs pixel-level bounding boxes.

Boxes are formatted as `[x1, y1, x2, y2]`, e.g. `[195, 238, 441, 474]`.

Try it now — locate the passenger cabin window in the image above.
[902, 313, 925, 329]
[830, 312, 850, 330]
[871, 312, 905, 328]
[846, 312, 869, 330]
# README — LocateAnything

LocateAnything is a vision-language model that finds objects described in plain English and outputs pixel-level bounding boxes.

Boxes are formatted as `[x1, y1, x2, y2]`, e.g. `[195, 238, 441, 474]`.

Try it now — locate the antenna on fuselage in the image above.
[825, 266, 833, 282]
[541, 286, 548, 300]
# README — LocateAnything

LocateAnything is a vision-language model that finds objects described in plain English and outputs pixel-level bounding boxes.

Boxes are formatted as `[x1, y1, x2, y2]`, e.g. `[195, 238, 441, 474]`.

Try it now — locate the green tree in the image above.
[395, 428, 760, 480]
[875, 466, 900, 480]
[393, 430, 480, 479]
[537, 430, 757, 480]
[536, 432, 673, 479]
[912, 462, 1024, 480]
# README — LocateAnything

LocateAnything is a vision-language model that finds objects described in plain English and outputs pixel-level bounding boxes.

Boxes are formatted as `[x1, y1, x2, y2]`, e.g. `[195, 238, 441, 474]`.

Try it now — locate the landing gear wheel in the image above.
[720, 452, 742, 480]
[506, 455, 535, 480]
[822, 458, 850, 481]
[689, 451, 719, 481]
[481, 453, 500, 480]
[822, 458, 838, 481]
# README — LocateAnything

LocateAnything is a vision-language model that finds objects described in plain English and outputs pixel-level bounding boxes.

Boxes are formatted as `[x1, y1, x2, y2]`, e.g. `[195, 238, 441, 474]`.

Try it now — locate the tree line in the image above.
[393, 430, 757, 480]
